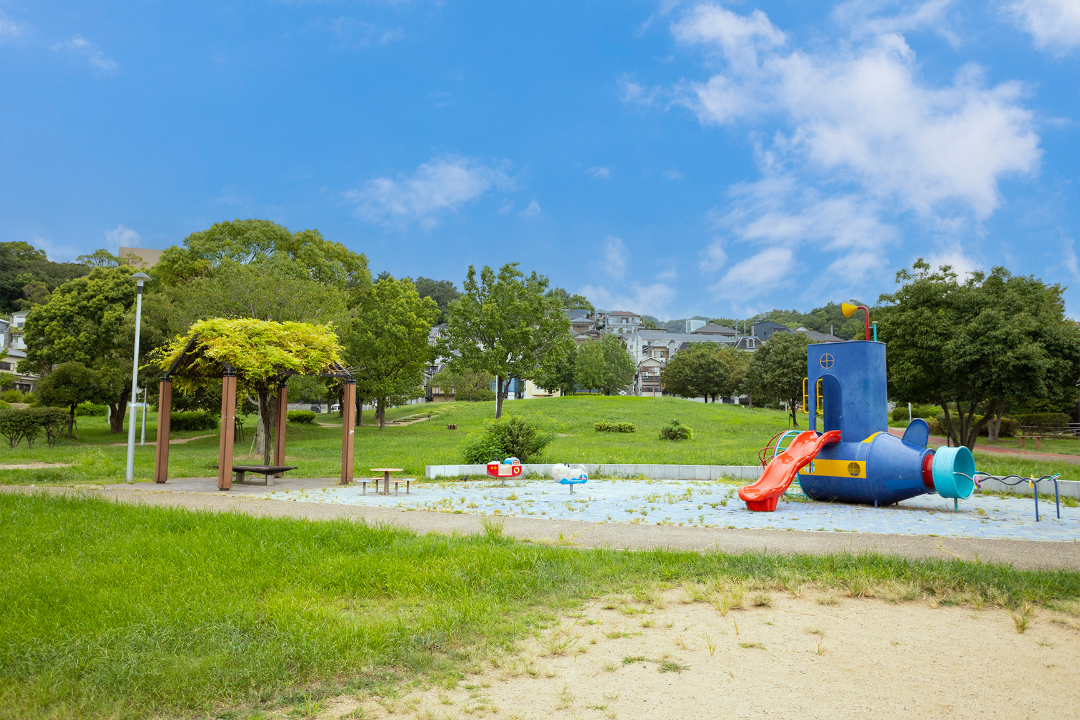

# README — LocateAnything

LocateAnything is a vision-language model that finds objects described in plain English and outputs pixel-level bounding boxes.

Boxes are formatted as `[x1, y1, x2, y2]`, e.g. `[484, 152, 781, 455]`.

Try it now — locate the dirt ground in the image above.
[314, 589, 1080, 720]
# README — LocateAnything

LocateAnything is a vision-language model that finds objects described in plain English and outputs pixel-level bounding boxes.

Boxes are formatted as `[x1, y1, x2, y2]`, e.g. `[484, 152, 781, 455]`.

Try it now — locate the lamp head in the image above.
[131, 271, 151, 287]
[841, 302, 858, 319]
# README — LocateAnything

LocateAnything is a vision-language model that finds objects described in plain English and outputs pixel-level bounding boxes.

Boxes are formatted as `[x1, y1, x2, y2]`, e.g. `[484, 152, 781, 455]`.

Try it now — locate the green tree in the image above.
[33, 362, 106, 438]
[546, 286, 593, 311]
[441, 263, 575, 418]
[0, 372, 17, 390]
[153, 219, 370, 291]
[878, 260, 1080, 448]
[0, 241, 89, 314]
[19, 267, 140, 433]
[344, 278, 439, 429]
[534, 345, 578, 396]
[742, 332, 811, 426]
[411, 277, 460, 324]
[574, 335, 636, 395]
[661, 343, 744, 402]
[430, 367, 495, 402]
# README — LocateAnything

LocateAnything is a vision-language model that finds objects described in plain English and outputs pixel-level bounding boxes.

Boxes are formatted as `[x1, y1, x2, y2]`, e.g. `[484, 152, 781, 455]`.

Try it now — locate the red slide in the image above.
[739, 430, 841, 512]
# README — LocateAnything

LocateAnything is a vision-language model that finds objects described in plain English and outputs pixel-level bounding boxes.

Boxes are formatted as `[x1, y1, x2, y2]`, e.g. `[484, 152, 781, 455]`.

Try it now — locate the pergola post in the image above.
[217, 372, 237, 490]
[340, 380, 356, 485]
[273, 383, 288, 476]
[154, 377, 172, 483]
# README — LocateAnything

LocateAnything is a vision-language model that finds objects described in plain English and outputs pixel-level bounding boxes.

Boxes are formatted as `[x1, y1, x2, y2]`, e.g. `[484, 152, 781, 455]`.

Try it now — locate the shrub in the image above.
[170, 411, 219, 432]
[461, 415, 553, 464]
[594, 421, 636, 433]
[659, 418, 693, 441]
[0, 400, 8, 411]
[287, 410, 316, 424]
[890, 404, 938, 422]
[75, 402, 108, 417]
[29, 407, 69, 447]
[0, 408, 53, 448]
[1017, 413, 1071, 434]
[0, 389, 23, 403]
[928, 416, 1019, 439]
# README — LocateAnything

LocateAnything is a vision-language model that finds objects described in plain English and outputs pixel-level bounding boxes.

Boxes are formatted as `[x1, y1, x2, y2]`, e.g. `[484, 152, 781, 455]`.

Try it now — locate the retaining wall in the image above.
[977, 477, 1080, 500]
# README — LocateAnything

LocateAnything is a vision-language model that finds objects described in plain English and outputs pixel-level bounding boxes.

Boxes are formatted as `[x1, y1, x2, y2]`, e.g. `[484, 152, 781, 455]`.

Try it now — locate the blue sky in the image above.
[2, 1, 1079, 319]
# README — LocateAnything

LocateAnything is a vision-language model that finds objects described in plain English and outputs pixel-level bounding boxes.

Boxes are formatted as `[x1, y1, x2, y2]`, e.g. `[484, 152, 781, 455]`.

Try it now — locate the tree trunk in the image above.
[254, 387, 276, 465]
[67, 405, 76, 439]
[789, 399, 799, 429]
[108, 386, 131, 433]
[356, 395, 362, 427]
[495, 374, 505, 419]
[377, 399, 386, 430]
[987, 399, 1005, 442]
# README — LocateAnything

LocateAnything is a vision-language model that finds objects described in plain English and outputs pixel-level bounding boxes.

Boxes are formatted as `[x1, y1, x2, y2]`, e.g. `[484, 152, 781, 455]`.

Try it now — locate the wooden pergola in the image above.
[153, 333, 357, 490]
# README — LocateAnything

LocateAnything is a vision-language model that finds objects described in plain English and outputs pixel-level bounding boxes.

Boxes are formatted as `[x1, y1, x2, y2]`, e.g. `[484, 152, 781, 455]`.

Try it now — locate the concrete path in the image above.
[6, 479, 1079, 570]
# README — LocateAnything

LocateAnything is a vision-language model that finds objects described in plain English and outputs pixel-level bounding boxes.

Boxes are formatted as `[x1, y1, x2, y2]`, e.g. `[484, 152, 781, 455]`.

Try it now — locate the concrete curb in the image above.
[425, 464, 762, 480]
[977, 477, 1080, 499]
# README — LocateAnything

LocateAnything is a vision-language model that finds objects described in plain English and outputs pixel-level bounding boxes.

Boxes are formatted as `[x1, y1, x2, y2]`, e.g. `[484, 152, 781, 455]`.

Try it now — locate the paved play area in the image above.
[259, 477, 1080, 542]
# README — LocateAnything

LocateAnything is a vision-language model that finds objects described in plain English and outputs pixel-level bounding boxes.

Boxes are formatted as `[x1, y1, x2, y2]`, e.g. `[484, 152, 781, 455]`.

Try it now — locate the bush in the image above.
[75, 402, 108, 417]
[287, 410, 316, 424]
[659, 418, 693, 441]
[890, 404, 939, 422]
[461, 415, 553, 464]
[0, 407, 66, 448]
[928, 415, 1019, 439]
[170, 412, 219, 432]
[594, 421, 636, 433]
[0, 400, 8, 411]
[1017, 413, 1071, 434]
[0, 389, 23, 403]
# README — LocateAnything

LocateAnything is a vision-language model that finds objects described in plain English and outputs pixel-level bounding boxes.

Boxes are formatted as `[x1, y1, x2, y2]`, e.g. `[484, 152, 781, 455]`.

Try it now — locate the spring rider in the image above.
[739, 303, 976, 511]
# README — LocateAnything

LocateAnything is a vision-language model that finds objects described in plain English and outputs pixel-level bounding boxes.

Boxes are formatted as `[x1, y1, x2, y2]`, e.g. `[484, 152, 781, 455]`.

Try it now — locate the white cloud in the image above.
[586, 166, 611, 179]
[0, 12, 27, 39]
[309, 16, 404, 47]
[924, 248, 981, 279]
[519, 199, 541, 217]
[105, 224, 141, 251]
[579, 281, 677, 318]
[617, 75, 661, 106]
[31, 236, 80, 263]
[711, 246, 794, 301]
[604, 236, 627, 279]
[346, 154, 513, 229]
[832, 0, 960, 46]
[699, 241, 727, 272]
[51, 35, 119, 74]
[1008, 0, 1080, 53]
[667, 5, 1040, 220]
[1064, 237, 1080, 279]
[663, 168, 684, 180]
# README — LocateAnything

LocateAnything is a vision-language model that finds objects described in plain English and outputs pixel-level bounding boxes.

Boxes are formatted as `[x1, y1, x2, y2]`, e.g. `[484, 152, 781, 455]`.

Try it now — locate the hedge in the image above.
[287, 410, 316, 424]
[890, 404, 938, 422]
[928, 416, 1018, 438]
[0, 407, 69, 448]
[1016, 413, 1071, 433]
[75, 402, 108, 417]
[594, 421, 636, 433]
[170, 412, 219, 432]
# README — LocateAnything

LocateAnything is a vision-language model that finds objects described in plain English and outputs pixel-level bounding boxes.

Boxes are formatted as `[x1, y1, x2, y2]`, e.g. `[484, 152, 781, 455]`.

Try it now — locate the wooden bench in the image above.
[1019, 436, 1044, 450]
[229, 465, 298, 486]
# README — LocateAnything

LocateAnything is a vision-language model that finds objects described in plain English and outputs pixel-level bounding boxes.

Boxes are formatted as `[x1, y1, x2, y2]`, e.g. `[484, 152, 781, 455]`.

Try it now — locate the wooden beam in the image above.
[217, 373, 237, 490]
[273, 384, 288, 475]
[340, 380, 356, 485]
[154, 379, 172, 483]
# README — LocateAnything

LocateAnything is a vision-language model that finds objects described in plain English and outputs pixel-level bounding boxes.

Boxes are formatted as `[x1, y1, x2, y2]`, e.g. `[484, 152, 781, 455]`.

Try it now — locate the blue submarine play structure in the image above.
[739, 304, 977, 512]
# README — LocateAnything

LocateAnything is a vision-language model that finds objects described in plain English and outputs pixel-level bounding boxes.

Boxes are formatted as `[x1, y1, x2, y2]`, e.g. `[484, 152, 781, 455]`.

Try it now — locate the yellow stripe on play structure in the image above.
[803, 459, 866, 478]
[861, 432, 882, 444]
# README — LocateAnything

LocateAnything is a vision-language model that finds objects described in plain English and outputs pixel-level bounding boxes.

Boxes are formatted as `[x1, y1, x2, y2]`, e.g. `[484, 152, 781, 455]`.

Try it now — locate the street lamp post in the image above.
[126, 272, 152, 483]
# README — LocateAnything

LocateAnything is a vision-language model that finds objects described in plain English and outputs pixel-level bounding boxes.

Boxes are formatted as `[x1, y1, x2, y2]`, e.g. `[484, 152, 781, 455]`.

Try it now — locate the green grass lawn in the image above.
[1, 396, 1076, 484]
[2, 492, 1077, 720]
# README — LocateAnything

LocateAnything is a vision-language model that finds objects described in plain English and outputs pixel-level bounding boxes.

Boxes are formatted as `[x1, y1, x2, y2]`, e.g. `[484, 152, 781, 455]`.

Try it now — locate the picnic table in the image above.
[217, 464, 298, 486]
[370, 467, 404, 495]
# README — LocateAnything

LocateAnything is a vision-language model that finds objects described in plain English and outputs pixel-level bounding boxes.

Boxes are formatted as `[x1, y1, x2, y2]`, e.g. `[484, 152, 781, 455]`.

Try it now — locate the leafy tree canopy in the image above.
[431, 367, 495, 402]
[661, 342, 746, 402]
[0, 241, 89, 313]
[441, 263, 574, 418]
[342, 277, 439, 428]
[546, 286, 593, 312]
[33, 362, 107, 437]
[878, 260, 1080, 447]
[153, 219, 370, 291]
[742, 331, 811, 426]
[575, 335, 636, 395]
[410, 276, 461, 324]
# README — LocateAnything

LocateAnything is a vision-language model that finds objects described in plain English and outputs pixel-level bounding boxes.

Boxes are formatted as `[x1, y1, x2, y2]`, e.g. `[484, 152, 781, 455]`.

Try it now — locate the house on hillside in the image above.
[793, 326, 845, 342]
[600, 310, 641, 336]
[0, 313, 36, 392]
[691, 322, 737, 337]
[752, 321, 790, 340]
